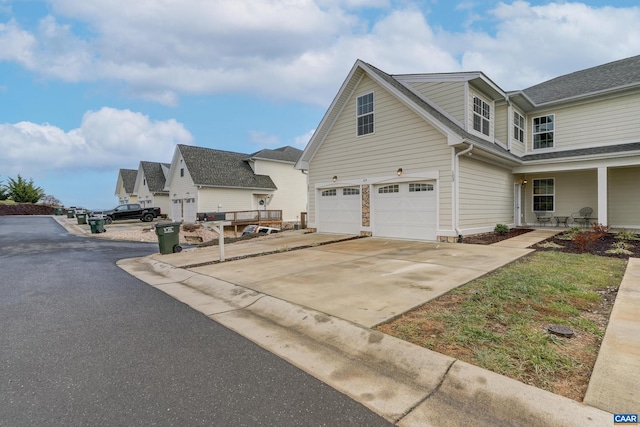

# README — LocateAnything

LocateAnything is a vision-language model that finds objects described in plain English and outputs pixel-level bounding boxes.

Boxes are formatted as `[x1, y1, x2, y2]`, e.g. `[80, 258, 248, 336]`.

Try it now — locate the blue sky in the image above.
[1, 0, 639, 209]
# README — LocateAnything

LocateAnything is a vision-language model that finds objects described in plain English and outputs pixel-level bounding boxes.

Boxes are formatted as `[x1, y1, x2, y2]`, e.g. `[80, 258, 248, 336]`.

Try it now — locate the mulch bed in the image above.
[463, 227, 640, 259]
[462, 228, 534, 244]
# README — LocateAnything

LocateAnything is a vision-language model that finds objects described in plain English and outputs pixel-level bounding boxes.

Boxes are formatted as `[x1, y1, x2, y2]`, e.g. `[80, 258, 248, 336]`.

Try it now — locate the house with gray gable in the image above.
[296, 55, 640, 241]
[132, 161, 171, 215]
[165, 144, 306, 223]
[114, 169, 138, 204]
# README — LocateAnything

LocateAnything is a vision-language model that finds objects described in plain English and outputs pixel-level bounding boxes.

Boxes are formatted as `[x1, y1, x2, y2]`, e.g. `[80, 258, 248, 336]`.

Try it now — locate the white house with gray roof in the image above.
[132, 161, 171, 215]
[164, 144, 306, 223]
[296, 55, 640, 241]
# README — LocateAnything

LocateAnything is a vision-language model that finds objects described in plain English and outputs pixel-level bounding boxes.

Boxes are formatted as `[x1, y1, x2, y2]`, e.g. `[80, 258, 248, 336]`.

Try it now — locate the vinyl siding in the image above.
[198, 187, 254, 213]
[252, 160, 307, 222]
[609, 167, 640, 228]
[521, 171, 597, 225]
[408, 81, 465, 124]
[494, 103, 508, 146]
[166, 153, 198, 200]
[529, 92, 640, 152]
[308, 74, 453, 231]
[459, 156, 515, 230]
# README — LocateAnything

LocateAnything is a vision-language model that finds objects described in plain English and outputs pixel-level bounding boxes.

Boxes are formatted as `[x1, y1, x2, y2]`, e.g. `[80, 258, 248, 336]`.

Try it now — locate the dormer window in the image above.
[513, 112, 525, 143]
[473, 96, 490, 136]
[357, 92, 374, 136]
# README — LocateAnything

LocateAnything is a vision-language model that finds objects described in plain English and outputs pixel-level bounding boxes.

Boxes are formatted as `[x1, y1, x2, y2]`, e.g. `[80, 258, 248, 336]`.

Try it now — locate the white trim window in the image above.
[357, 92, 374, 136]
[378, 185, 399, 194]
[321, 189, 337, 196]
[533, 114, 554, 149]
[473, 96, 490, 136]
[513, 111, 525, 143]
[532, 178, 554, 211]
[342, 187, 360, 196]
[409, 183, 434, 192]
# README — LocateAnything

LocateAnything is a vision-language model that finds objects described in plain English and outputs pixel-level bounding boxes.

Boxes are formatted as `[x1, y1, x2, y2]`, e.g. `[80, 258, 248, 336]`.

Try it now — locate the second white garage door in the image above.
[373, 182, 437, 241]
[318, 187, 361, 234]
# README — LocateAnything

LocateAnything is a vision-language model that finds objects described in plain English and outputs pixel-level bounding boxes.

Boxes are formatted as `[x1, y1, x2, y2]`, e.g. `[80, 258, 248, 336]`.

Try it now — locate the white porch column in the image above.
[597, 167, 608, 226]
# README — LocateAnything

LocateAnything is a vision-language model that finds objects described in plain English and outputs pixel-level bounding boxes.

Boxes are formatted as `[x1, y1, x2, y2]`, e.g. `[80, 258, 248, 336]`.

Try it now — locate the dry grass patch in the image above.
[376, 251, 625, 401]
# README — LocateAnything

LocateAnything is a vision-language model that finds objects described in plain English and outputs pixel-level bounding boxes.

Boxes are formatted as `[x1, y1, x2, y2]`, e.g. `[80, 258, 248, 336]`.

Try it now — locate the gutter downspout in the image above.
[454, 144, 474, 242]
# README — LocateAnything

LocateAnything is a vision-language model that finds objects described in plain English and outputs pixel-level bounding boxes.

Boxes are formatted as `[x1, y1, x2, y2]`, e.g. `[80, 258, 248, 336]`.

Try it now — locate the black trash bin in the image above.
[88, 217, 106, 233]
[154, 222, 182, 254]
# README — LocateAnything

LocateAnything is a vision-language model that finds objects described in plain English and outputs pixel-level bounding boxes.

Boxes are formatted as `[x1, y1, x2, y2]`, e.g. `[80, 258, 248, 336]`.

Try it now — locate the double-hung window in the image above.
[533, 178, 554, 211]
[473, 96, 490, 136]
[357, 92, 374, 136]
[513, 112, 525, 143]
[533, 115, 554, 149]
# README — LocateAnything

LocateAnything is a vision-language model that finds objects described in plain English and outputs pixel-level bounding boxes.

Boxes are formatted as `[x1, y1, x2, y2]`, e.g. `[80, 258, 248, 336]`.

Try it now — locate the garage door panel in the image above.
[374, 182, 436, 241]
[318, 188, 360, 235]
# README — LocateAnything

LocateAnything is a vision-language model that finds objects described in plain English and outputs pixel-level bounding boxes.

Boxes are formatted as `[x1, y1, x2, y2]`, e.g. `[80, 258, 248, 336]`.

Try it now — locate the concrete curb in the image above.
[118, 256, 612, 426]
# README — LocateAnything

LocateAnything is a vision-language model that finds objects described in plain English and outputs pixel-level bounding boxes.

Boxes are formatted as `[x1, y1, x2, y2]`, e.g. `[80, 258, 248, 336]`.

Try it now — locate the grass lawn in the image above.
[376, 251, 626, 401]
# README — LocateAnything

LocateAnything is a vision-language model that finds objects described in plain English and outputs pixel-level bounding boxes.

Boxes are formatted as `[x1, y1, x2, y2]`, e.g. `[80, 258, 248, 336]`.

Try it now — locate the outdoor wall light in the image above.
[397, 168, 403, 176]
[332, 175, 338, 182]
[521, 179, 528, 186]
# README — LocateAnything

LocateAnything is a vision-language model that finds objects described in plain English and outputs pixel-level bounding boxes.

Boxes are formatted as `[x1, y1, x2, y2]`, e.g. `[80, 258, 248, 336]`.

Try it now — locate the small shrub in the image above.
[558, 227, 582, 241]
[591, 223, 609, 235]
[615, 230, 640, 241]
[573, 226, 607, 252]
[494, 224, 509, 235]
[181, 223, 201, 232]
[606, 241, 633, 255]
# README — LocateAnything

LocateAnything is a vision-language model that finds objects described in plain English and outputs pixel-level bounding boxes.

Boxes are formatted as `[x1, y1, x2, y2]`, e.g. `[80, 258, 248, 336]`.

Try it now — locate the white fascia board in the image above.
[315, 172, 440, 189]
[514, 152, 640, 173]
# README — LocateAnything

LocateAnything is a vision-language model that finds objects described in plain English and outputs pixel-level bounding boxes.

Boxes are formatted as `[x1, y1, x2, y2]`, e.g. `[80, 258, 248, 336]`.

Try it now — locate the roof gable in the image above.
[118, 169, 137, 194]
[139, 161, 171, 193]
[177, 145, 276, 190]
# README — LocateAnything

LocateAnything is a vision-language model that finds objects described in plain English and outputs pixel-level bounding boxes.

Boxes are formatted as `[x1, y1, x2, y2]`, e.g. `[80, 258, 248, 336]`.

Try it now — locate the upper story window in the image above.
[533, 114, 554, 149]
[357, 92, 374, 136]
[513, 112, 525, 143]
[473, 96, 490, 136]
[180, 168, 184, 177]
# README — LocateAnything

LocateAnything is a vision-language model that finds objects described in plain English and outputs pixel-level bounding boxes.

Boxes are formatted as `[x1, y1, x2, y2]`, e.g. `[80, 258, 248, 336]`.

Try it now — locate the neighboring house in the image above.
[296, 55, 640, 241]
[164, 144, 306, 223]
[132, 161, 171, 215]
[114, 169, 138, 204]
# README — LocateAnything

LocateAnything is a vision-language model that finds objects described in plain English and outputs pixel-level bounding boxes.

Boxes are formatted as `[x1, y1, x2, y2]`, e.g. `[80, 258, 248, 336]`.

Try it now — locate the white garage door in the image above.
[171, 199, 183, 222]
[373, 182, 437, 241]
[318, 187, 361, 234]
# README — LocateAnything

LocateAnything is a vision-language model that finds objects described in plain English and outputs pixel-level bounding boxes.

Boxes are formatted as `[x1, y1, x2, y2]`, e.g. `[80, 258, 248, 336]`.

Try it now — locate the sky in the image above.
[1, 0, 639, 209]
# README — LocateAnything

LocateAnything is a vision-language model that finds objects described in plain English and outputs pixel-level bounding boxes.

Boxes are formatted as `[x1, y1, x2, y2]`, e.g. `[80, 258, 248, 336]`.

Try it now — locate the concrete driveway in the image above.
[190, 237, 533, 327]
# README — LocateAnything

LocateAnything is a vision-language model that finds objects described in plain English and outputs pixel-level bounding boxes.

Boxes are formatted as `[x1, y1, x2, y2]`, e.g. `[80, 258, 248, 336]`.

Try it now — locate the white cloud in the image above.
[0, 107, 193, 177]
[3, 1, 640, 104]
[248, 130, 280, 147]
[294, 129, 316, 148]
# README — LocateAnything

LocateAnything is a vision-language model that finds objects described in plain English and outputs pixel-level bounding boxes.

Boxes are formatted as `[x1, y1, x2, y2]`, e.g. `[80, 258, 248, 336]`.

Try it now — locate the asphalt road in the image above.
[0, 217, 391, 427]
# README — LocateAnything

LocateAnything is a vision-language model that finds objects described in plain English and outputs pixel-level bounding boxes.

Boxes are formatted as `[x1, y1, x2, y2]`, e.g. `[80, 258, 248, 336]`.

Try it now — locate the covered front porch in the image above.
[515, 164, 640, 231]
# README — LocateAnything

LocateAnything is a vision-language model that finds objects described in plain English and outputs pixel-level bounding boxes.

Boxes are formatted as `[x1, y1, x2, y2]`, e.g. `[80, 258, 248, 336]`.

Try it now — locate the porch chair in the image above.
[571, 207, 593, 228]
[534, 211, 552, 227]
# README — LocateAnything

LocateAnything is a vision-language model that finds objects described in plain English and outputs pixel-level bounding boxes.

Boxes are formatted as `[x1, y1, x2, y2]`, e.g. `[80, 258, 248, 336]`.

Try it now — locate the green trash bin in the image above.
[66, 209, 75, 218]
[54, 207, 63, 215]
[154, 222, 182, 254]
[76, 213, 88, 225]
[88, 217, 106, 233]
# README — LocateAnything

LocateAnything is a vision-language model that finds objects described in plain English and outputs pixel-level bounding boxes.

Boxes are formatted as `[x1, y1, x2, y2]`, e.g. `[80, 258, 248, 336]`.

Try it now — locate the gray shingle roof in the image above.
[119, 169, 137, 193]
[363, 62, 519, 162]
[249, 146, 302, 163]
[523, 55, 640, 105]
[520, 142, 640, 162]
[141, 161, 170, 193]
[178, 145, 276, 190]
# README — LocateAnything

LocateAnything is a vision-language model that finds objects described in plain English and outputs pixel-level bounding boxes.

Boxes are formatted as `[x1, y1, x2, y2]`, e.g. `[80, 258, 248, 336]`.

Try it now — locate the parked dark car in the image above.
[102, 203, 162, 224]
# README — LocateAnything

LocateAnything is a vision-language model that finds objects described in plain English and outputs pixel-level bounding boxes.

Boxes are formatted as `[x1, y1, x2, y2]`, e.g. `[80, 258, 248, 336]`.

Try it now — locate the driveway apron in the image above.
[190, 237, 533, 327]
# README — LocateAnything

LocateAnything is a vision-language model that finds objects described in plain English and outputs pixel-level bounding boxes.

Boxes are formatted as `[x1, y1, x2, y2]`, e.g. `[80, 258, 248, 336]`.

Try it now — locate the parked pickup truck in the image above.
[102, 203, 162, 224]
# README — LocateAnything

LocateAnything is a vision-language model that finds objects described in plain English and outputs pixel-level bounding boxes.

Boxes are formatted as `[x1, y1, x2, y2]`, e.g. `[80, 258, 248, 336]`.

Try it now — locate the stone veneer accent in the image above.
[438, 236, 460, 243]
[361, 185, 370, 227]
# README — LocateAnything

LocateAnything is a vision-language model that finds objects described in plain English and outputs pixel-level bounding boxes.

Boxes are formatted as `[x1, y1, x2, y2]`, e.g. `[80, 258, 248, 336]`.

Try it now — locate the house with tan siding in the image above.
[296, 55, 640, 241]
[132, 161, 171, 215]
[164, 144, 306, 223]
[114, 169, 138, 204]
